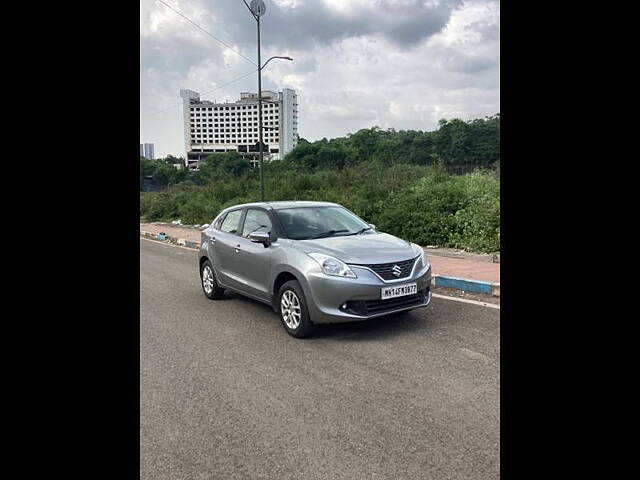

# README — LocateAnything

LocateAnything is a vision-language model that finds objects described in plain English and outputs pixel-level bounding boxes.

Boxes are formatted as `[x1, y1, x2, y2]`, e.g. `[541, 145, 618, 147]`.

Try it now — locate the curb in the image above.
[433, 275, 500, 297]
[140, 232, 500, 296]
[140, 231, 201, 249]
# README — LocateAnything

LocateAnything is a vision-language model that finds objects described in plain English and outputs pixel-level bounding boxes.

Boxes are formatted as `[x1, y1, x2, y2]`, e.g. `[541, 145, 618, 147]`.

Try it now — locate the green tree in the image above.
[284, 114, 499, 171]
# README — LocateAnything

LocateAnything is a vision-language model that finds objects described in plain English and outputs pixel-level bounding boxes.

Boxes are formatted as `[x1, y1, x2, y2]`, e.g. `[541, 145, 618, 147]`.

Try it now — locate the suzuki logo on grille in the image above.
[392, 264, 402, 277]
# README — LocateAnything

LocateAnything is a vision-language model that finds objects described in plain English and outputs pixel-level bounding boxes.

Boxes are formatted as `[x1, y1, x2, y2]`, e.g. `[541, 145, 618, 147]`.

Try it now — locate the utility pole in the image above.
[257, 13, 264, 201]
[242, 0, 292, 202]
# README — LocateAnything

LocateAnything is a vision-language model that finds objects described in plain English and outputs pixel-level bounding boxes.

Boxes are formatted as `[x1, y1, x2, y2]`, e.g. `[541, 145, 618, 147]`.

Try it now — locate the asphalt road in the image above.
[140, 238, 500, 479]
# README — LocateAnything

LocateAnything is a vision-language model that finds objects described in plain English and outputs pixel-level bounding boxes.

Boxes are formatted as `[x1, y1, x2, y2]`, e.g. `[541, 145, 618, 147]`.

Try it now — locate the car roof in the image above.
[225, 201, 340, 211]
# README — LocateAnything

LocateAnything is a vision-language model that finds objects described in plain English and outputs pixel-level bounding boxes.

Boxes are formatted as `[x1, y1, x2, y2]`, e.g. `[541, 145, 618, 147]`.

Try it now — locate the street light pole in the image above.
[257, 15, 265, 201]
[243, 0, 292, 201]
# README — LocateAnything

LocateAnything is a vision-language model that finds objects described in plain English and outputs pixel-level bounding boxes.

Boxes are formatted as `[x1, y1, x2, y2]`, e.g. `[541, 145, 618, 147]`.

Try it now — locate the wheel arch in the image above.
[271, 268, 310, 312]
[273, 271, 298, 297]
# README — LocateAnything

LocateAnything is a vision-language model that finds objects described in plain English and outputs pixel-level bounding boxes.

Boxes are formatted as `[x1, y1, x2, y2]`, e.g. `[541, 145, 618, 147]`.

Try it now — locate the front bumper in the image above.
[304, 263, 432, 324]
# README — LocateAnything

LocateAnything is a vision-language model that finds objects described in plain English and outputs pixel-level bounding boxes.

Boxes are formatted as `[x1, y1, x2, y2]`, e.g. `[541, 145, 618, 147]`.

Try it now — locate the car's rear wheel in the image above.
[200, 259, 224, 300]
[278, 280, 314, 338]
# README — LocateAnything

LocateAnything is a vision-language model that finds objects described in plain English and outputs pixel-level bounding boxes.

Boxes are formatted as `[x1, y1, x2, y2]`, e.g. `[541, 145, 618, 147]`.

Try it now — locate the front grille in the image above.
[343, 288, 428, 316]
[354, 256, 418, 280]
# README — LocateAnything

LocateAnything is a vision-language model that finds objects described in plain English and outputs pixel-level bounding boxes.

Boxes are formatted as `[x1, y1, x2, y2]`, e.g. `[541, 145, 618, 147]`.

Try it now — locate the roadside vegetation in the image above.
[140, 115, 500, 253]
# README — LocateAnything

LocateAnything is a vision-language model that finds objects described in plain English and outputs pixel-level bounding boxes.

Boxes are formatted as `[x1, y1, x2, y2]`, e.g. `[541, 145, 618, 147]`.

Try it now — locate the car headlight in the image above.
[307, 253, 357, 278]
[412, 244, 430, 269]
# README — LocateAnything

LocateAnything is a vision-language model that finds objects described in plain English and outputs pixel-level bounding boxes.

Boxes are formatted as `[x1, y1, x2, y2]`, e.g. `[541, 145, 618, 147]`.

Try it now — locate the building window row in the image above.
[190, 119, 278, 126]
[191, 133, 279, 139]
[192, 118, 269, 123]
[192, 127, 273, 133]
[191, 123, 277, 129]
[190, 105, 278, 112]
[191, 114, 278, 120]
[191, 120, 277, 125]
[191, 139, 279, 144]
[191, 134, 279, 140]
[191, 112, 278, 116]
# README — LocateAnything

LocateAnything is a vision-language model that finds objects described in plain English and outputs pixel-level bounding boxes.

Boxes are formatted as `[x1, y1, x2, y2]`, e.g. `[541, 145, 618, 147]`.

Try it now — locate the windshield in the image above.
[275, 206, 371, 240]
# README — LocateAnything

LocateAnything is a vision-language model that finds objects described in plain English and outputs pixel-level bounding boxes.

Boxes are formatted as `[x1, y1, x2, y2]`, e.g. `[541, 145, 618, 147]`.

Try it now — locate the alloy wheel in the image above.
[202, 265, 214, 294]
[280, 290, 301, 329]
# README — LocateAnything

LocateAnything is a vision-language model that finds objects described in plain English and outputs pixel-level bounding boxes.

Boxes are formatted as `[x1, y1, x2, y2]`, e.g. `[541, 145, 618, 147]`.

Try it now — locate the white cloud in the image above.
[140, 0, 499, 157]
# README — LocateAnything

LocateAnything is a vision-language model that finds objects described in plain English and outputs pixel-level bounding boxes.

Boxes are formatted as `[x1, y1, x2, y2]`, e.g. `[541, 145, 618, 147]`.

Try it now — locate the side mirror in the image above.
[249, 231, 271, 245]
[368, 223, 377, 230]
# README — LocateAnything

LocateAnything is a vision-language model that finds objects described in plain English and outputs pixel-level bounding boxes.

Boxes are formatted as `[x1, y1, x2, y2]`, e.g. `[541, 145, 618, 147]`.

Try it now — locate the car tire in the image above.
[200, 259, 225, 300]
[277, 280, 314, 338]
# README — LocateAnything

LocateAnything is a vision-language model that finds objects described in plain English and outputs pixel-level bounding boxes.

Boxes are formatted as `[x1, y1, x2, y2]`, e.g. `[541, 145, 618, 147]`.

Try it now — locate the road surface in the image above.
[140, 238, 500, 479]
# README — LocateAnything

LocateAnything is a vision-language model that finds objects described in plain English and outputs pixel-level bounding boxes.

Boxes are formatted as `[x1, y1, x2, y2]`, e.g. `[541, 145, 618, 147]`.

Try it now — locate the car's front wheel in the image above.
[278, 280, 314, 338]
[200, 259, 225, 300]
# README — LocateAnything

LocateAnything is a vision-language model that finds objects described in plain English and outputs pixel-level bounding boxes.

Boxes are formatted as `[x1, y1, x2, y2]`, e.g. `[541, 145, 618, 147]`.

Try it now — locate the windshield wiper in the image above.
[344, 227, 372, 236]
[307, 229, 350, 239]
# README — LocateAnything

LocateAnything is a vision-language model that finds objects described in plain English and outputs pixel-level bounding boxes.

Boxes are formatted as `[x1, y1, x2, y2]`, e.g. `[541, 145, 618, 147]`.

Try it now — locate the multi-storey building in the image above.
[180, 88, 298, 170]
[140, 143, 155, 160]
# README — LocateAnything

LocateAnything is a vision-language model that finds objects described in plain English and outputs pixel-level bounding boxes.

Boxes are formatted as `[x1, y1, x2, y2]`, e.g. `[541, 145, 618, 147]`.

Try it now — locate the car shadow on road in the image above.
[312, 311, 432, 341]
[222, 290, 433, 341]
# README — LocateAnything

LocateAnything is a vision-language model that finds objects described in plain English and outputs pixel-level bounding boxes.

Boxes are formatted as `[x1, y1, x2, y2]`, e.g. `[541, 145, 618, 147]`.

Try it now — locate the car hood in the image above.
[294, 232, 416, 264]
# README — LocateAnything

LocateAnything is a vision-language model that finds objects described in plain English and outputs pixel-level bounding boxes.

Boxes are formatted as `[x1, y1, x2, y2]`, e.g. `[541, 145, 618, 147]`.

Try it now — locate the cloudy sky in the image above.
[140, 0, 499, 158]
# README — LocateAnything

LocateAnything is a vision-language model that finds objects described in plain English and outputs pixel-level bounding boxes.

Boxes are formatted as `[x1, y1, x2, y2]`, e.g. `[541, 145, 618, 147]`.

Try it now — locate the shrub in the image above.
[139, 163, 500, 252]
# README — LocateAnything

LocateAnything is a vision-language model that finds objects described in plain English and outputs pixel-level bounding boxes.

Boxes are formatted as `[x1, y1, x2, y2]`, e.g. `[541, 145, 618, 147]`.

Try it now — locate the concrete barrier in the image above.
[433, 275, 500, 297]
[141, 231, 200, 250]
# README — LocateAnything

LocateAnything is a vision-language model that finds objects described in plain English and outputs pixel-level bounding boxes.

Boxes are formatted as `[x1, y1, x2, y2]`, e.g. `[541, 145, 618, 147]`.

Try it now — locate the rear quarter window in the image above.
[219, 210, 243, 234]
[213, 213, 225, 230]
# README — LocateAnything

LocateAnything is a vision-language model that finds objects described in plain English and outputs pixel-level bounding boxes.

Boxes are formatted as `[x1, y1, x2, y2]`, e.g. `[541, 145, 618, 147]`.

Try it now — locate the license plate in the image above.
[381, 282, 417, 300]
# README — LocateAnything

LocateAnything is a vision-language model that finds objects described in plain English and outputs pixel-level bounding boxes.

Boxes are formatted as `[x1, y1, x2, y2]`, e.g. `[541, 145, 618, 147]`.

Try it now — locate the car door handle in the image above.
[234, 244, 241, 253]
[209, 237, 216, 244]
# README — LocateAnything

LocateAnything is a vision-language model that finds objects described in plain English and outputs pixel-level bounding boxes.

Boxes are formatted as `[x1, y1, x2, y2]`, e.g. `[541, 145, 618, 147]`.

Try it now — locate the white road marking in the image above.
[432, 293, 500, 310]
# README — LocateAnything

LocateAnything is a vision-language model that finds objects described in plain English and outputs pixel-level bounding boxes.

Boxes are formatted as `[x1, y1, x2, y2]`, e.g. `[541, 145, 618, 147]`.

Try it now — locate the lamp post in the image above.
[242, 0, 292, 201]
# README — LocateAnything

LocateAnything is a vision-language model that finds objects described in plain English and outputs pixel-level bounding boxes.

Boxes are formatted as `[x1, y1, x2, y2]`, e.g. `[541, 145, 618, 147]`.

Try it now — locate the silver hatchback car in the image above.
[198, 201, 432, 337]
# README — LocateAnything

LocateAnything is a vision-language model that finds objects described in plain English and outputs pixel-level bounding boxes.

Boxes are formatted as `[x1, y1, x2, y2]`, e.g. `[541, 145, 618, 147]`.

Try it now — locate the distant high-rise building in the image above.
[140, 143, 155, 159]
[180, 88, 299, 170]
